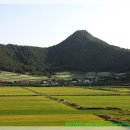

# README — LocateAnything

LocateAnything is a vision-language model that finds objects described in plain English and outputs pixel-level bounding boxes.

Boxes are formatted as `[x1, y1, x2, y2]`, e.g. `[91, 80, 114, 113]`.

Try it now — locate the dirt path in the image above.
[21, 87, 81, 109]
[21, 87, 130, 113]
[21, 87, 130, 126]
[98, 114, 130, 126]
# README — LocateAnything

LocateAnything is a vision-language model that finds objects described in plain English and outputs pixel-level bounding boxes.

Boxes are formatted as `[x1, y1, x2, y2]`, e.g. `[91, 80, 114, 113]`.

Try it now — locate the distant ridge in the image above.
[1, 30, 130, 75]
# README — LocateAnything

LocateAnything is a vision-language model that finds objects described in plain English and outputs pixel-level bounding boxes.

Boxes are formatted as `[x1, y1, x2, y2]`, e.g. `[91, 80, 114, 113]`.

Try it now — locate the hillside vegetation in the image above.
[47, 30, 130, 72]
[1, 30, 130, 75]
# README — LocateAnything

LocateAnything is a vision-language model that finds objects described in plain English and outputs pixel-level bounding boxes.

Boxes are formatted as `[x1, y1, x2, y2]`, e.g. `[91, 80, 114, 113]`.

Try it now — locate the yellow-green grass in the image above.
[0, 87, 35, 95]
[28, 87, 122, 96]
[0, 96, 76, 115]
[0, 95, 112, 126]
[54, 96, 130, 110]
[0, 71, 47, 82]
[0, 114, 112, 126]
[0, 87, 129, 126]
[103, 87, 130, 93]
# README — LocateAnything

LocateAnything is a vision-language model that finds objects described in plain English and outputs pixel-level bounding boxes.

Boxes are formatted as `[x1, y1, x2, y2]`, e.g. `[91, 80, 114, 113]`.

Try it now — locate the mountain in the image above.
[47, 30, 130, 72]
[1, 30, 130, 75]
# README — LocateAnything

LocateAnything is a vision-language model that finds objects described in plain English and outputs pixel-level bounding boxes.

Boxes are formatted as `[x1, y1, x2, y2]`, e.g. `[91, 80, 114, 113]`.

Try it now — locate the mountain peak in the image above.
[74, 30, 91, 34]
[69, 30, 94, 41]
[57, 30, 106, 47]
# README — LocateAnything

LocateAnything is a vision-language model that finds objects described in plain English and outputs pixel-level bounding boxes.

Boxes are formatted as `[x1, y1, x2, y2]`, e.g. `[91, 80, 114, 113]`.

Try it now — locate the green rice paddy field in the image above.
[53, 96, 130, 110]
[0, 86, 130, 126]
[28, 87, 128, 95]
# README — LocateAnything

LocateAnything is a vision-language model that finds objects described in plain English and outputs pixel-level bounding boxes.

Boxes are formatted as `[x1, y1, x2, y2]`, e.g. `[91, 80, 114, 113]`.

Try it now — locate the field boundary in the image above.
[20, 87, 130, 126]
[98, 114, 130, 126]
[21, 87, 130, 113]
[0, 95, 39, 97]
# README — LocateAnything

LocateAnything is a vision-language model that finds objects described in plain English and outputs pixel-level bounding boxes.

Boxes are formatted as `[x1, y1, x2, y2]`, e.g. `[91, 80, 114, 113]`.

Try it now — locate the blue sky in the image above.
[0, 0, 130, 48]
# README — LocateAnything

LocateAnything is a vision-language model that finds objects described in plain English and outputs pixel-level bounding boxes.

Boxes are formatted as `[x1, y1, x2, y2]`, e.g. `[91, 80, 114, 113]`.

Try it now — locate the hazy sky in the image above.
[0, 0, 130, 48]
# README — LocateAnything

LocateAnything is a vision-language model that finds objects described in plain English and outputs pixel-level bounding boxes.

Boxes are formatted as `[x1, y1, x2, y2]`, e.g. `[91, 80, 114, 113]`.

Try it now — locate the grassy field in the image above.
[0, 96, 75, 115]
[53, 96, 130, 110]
[0, 114, 112, 126]
[54, 72, 114, 80]
[0, 71, 47, 82]
[29, 87, 126, 96]
[102, 87, 130, 93]
[0, 87, 35, 95]
[0, 71, 89, 81]
[0, 86, 130, 126]
[0, 71, 118, 81]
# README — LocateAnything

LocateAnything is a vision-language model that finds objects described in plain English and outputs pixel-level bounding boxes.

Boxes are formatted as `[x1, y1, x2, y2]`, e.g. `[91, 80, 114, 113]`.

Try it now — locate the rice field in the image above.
[102, 87, 130, 93]
[29, 87, 124, 96]
[0, 114, 111, 126]
[0, 87, 34, 95]
[53, 96, 130, 110]
[0, 96, 75, 115]
[0, 86, 130, 126]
